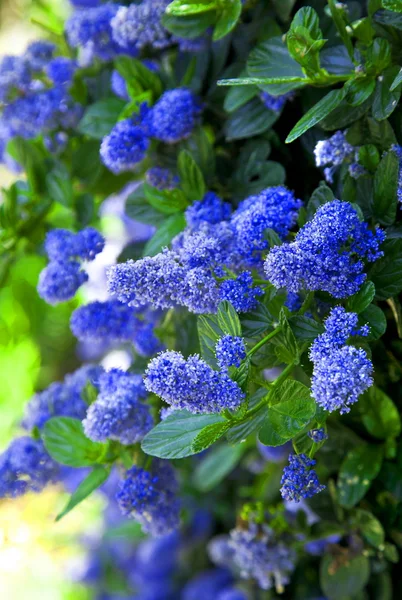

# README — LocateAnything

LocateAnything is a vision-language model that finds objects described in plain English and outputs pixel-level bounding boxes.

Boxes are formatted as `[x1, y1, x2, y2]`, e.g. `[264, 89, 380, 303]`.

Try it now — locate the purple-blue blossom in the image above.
[215, 335, 246, 368]
[144, 350, 245, 414]
[116, 459, 181, 536]
[182, 569, 234, 600]
[146, 166, 179, 190]
[25, 41, 55, 70]
[100, 118, 150, 174]
[219, 272, 263, 313]
[144, 88, 202, 143]
[185, 192, 232, 229]
[46, 57, 76, 86]
[45, 227, 104, 262]
[0, 437, 59, 498]
[0, 55, 31, 102]
[314, 130, 354, 182]
[308, 428, 328, 443]
[37, 260, 88, 304]
[83, 368, 152, 445]
[280, 454, 325, 502]
[71, 300, 142, 343]
[110, 70, 130, 101]
[111, 0, 171, 52]
[264, 200, 385, 298]
[260, 91, 294, 112]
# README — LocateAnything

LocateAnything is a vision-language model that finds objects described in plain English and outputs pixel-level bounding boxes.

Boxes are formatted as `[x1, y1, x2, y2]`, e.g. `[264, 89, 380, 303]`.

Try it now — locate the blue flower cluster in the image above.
[83, 368, 153, 445]
[209, 523, 296, 592]
[146, 166, 180, 190]
[111, 0, 172, 52]
[108, 186, 299, 314]
[280, 454, 325, 502]
[144, 350, 245, 414]
[0, 437, 59, 498]
[38, 227, 104, 304]
[144, 88, 202, 144]
[100, 117, 150, 174]
[314, 130, 354, 183]
[308, 428, 328, 443]
[260, 91, 294, 113]
[264, 200, 385, 298]
[215, 335, 246, 368]
[309, 306, 373, 413]
[182, 568, 236, 600]
[116, 459, 181, 536]
[23, 364, 103, 431]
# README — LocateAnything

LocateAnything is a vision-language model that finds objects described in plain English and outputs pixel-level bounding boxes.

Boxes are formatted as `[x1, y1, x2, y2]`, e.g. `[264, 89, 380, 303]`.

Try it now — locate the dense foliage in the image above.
[2, 0, 402, 598]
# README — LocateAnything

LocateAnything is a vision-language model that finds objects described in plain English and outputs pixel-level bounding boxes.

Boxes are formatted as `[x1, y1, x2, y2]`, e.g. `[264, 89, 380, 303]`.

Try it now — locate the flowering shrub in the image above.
[1, 0, 402, 597]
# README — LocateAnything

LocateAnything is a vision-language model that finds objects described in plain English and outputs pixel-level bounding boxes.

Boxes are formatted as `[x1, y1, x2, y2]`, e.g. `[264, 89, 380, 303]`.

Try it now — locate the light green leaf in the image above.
[286, 88, 345, 143]
[56, 466, 110, 522]
[217, 301, 242, 337]
[43, 417, 107, 468]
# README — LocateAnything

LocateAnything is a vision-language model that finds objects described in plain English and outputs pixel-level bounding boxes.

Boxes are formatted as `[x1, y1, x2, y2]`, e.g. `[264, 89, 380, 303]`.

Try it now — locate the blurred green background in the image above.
[0, 2, 101, 598]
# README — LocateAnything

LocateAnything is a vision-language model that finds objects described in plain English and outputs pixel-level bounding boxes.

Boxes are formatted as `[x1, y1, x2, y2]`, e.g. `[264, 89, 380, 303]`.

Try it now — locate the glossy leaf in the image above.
[43, 417, 107, 468]
[359, 386, 401, 440]
[143, 213, 186, 257]
[320, 553, 370, 600]
[193, 443, 244, 491]
[346, 281, 376, 314]
[217, 301, 242, 337]
[56, 466, 110, 522]
[177, 150, 206, 201]
[337, 444, 383, 508]
[286, 88, 345, 143]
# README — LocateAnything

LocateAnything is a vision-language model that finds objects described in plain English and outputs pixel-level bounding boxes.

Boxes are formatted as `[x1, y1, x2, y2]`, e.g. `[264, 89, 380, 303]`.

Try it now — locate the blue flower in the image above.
[307, 428, 328, 443]
[45, 227, 104, 262]
[144, 350, 245, 414]
[110, 70, 129, 101]
[182, 569, 234, 600]
[0, 437, 59, 498]
[111, 0, 171, 52]
[71, 300, 142, 343]
[309, 306, 373, 413]
[46, 57, 76, 87]
[83, 368, 152, 445]
[116, 459, 181, 536]
[37, 260, 88, 304]
[23, 365, 103, 431]
[280, 454, 325, 502]
[25, 41, 55, 70]
[260, 91, 294, 112]
[185, 192, 232, 229]
[144, 88, 202, 143]
[215, 335, 246, 368]
[146, 166, 179, 190]
[100, 118, 150, 174]
[314, 130, 354, 182]
[0, 55, 31, 102]
[217, 588, 248, 600]
[285, 292, 302, 312]
[231, 186, 302, 267]
[219, 272, 263, 313]
[264, 200, 385, 298]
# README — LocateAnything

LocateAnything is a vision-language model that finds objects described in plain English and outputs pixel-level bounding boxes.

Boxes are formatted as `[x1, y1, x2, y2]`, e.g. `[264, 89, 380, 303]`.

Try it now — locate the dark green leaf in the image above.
[371, 239, 402, 300]
[359, 386, 401, 440]
[78, 99, 126, 139]
[213, 0, 241, 41]
[42, 417, 107, 467]
[217, 301, 242, 337]
[289, 316, 325, 340]
[241, 304, 274, 338]
[351, 509, 385, 548]
[275, 309, 299, 364]
[366, 38, 392, 74]
[143, 213, 186, 257]
[141, 410, 225, 458]
[337, 443, 383, 508]
[227, 391, 268, 444]
[320, 97, 372, 131]
[320, 553, 370, 600]
[192, 443, 244, 491]
[390, 67, 402, 91]
[225, 97, 279, 141]
[56, 466, 110, 522]
[46, 163, 73, 207]
[346, 281, 376, 314]
[358, 144, 380, 172]
[224, 79, 258, 112]
[115, 56, 162, 97]
[373, 150, 399, 226]
[359, 304, 387, 340]
[177, 150, 206, 201]
[144, 182, 187, 215]
[125, 185, 166, 226]
[372, 66, 402, 121]
[307, 182, 334, 219]
[286, 89, 345, 143]
[198, 313, 224, 368]
[320, 45, 354, 75]
[344, 77, 375, 107]
[191, 420, 231, 453]
[181, 127, 215, 182]
[258, 380, 316, 446]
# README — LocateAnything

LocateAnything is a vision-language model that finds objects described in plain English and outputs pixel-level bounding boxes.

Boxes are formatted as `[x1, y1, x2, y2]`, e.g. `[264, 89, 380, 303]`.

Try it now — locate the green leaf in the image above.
[247, 36, 307, 95]
[225, 97, 279, 141]
[227, 391, 268, 444]
[328, 0, 354, 59]
[258, 380, 316, 446]
[224, 78, 258, 113]
[286, 88, 345, 143]
[181, 127, 215, 181]
[116, 56, 163, 97]
[78, 99, 126, 139]
[306, 182, 334, 219]
[291, 6, 322, 38]
[275, 309, 299, 364]
[192, 443, 244, 491]
[191, 420, 231, 453]
[42, 417, 107, 467]
[167, 0, 217, 16]
[141, 410, 225, 458]
[217, 301, 242, 337]
[56, 466, 110, 522]
[337, 444, 383, 508]
[360, 304, 387, 340]
[372, 66, 402, 121]
[143, 182, 187, 215]
[390, 67, 402, 91]
[320, 553, 370, 600]
[346, 281, 376, 314]
[213, 0, 242, 41]
[241, 304, 274, 338]
[373, 150, 399, 226]
[177, 150, 206, 201]
[320, 45, 354, 75]
[373, 8, 402, 30]
[232, 140, 285, 198]
[289, 316, 325, 341]
[366, 39, 392, 74]
[371, 239, 402, 300]
[125, 185, 166, 226]
[359, 386, 401, 440]
[143, 213, 186, 257]
[358, 144, 380, 172]
[344, 77, 375, 107]
[46, 163, 73, 207]
[383, 0, 402, 11]
[197, 313, 224, 368]
[351, 509, 385, 548]
[162, 11, 216, 38]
